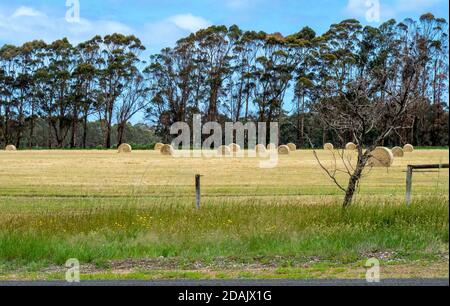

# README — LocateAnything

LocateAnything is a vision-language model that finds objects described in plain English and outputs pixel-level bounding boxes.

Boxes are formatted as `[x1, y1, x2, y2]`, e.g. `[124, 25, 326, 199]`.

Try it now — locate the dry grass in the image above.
[0, 149, 447, 279]
[0, 149, 447, 204]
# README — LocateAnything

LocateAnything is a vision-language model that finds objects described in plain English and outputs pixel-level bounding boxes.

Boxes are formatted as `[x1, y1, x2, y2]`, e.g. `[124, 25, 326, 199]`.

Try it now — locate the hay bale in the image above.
[160, 144, 174, 156]
[345, 142, 357, 151]
[229, 143, 241, 153]
[368, 147, 394, 168]
[117, 143, 132, 153]
[5, 144, 16, 151]
[403, 144, 414, 153]
[391, 146, 404, 157]
[267, 143, 277, 150]
[217, 145, 232, 156]
[278, 145, 290, 155]
[287, 143, 297, 151]
[255, 144, 267, 155]
[324, 143, 334, 151]
[154, 143, 164, 151]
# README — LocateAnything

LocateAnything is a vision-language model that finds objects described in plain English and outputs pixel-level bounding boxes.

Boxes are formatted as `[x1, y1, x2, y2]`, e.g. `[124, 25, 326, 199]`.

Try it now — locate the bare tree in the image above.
[309, 19, 429, 207]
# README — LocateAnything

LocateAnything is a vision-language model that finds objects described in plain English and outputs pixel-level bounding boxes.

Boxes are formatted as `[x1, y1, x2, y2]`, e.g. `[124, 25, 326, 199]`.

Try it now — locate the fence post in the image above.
[195, 174, 201, 209]
[405, 165, 413, 206]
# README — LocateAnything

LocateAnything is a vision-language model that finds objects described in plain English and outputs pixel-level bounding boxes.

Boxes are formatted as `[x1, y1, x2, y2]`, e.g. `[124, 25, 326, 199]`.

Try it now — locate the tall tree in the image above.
[97, 34, 145, 148]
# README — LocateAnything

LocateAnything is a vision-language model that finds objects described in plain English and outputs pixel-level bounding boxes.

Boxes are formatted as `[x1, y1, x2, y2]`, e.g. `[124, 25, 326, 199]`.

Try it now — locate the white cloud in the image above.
[168, 14, 211, 33]
[345, 0, 445, 21]
[141, 14, 211, 52]
[345, 0, 369, 17]
[12, 6, 44, 18]
[0, 5, 210, 53]
[0, 6, 134, 46]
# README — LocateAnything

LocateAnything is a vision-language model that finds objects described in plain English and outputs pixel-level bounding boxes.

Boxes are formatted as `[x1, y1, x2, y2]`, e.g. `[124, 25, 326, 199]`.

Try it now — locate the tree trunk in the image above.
[70, 116, 77, 149]
[300, 95, 305, 148]
[105, 123, 112, 149]
[28, 103, 35, 148]
[117, 122, 125, 146]
[47, 120, 52, 148]
[82, 113, 88, 149]
[343, 154, 366, 208]
[105, 102, 113, 149]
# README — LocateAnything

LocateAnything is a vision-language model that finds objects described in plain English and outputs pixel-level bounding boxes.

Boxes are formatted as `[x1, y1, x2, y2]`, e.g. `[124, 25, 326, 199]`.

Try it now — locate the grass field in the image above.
[0, 149, 448, 280]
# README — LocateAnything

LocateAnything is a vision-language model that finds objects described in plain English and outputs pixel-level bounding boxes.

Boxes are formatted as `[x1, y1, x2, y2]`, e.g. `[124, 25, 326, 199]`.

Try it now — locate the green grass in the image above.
[0, 197, 447, 274]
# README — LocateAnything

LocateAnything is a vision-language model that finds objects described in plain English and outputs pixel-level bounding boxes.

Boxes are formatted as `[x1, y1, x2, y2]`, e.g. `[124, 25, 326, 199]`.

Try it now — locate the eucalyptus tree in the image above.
[74, 36, 102, 148]
[226, 30, 262, 122]
[191, 26, 236, 122]
[251, 32, 297, 126]
[407, 14, 448, 145]
[116, 68, 149, 145]
[17, 40, 47, 148]
[96, 34, 145, 148]
[288, 26, 317, 147]
[0, 44, 19, 146]
[38, 38, 75, 148]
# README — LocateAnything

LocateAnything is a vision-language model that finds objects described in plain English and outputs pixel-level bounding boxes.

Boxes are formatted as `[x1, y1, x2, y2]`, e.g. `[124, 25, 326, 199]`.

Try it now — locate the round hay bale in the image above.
[117, 143, 132, 153]
[391, 146, 404, 157]
[229, 143, 241, 153]
[255, 144, 267, 155]
[160, 144, 174, 156]
[5, 144, 16, 151]
[217, 145, 232, 156]
[403, 144, 414, 153]
[345, 142, 357, 151]
[154, 143, 164, 151]
[287, 143, 297, 151]
[267, 143, 277, 150]
[368, 147, 394, 168]
[324, 143, 334, 151]
[278, 145, 290, 155]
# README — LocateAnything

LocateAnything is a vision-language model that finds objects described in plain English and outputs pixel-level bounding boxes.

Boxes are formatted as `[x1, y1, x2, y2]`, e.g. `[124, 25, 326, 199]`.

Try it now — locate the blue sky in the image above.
[0, 0, 448, 123]
[1, 0, 448, 55]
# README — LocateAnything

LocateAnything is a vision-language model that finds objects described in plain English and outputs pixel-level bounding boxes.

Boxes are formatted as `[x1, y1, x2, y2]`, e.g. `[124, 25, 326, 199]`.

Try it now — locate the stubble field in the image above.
[0, 149, 448, 280]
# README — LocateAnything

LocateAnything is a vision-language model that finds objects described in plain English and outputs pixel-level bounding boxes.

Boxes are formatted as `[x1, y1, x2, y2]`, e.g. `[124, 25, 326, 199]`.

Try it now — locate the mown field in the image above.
[0, 149, 448, 280]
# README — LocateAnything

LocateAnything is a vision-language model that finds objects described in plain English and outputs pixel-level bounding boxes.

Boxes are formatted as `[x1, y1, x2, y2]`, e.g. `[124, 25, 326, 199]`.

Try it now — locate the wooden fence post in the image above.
[405, 165, 413, 206]
[195, 174, 201, 209]
[405, 164, 449, 206]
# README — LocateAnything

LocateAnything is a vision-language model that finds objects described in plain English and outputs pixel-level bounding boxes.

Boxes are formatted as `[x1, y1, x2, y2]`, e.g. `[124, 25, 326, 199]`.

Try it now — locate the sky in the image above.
[0, 0, 448, 123]
[0, 0, 448, 56]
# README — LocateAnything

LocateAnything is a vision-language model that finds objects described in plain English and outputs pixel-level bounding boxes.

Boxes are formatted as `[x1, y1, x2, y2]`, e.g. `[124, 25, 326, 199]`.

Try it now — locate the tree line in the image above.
[0, 13, 448, 149]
